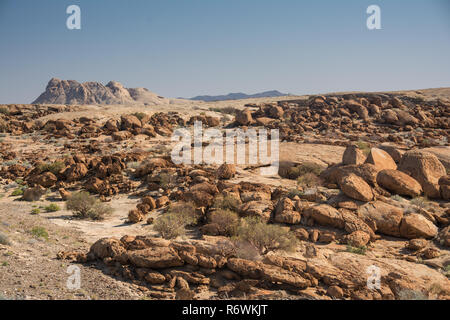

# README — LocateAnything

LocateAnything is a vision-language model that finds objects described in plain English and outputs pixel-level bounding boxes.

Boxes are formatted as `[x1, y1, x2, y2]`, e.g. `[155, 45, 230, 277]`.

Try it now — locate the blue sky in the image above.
[0, 0, 449, 103]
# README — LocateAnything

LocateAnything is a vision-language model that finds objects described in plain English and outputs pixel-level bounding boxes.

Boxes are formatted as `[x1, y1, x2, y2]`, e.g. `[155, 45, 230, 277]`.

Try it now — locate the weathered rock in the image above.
[127, 247, 184, 269]
[339, 173, 374, 202]
[407, 239, 428, 251]
[342, 145, 366, 165]
[121, 115, 142, 130]
[227, 258, 263, 279]
[304, 204, 344, 229]
[378, 145, 405, 163]
[400, 214, 438, 239]
[216, 164, 236, 180]
[365, 148, 397, 170]
[112, 130, 132, 141]
[58, 188, 71, 200]
[128, 209, 144, 223]
[274, 197, 301, 224]
[438, 175, 450, 200]
[358, 201, 403, 237]
[30, 171, 57, 188]
[63, 163, 88, 182]
[398, 150, 446, 199]
[235, 108, 254, 125]
[89, 237, 126, 259]
[22, 186, 46, 202]
[376, 169, 422, 197]
[344, 231, 370, 247]
[239, 200, 273, 222]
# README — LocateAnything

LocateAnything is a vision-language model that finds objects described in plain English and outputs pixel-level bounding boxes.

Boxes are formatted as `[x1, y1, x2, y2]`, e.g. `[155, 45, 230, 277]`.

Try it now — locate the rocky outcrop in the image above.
[32, 78, 172, 105]
[376, 169, 422, 197]
[398, 150, 446, 198]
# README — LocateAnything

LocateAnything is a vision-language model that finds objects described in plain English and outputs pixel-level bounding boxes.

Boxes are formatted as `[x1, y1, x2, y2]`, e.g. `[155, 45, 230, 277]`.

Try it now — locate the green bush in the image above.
[233, 217, 298, 254]
[11, 188, 24, 196]
[0, 106, 9, 115]
[356, 141, 371, 156]
[132, 112, 147, 121]
[66, 192, 113, 220]
[410, 197, 430, 209]
[0, 232, 11, 245]
[37, 161, 65, 175]
[297, 172, 322, 188]
[285, 162, 323, 180]
[30, 226, 48, 240]
[44, 203, 60, 212]
[31, 208, 40, 215]
[208, 106, 238, 115]
[346, 245, 367, 255]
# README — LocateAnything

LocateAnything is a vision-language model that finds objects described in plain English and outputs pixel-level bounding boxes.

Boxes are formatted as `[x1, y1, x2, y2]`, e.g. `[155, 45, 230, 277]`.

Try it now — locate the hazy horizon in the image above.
[1, 0, 450, 103]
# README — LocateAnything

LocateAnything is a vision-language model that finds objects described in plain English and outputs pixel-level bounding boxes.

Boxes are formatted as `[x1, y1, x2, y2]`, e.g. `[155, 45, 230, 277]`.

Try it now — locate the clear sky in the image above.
[0, 0, 449, 103]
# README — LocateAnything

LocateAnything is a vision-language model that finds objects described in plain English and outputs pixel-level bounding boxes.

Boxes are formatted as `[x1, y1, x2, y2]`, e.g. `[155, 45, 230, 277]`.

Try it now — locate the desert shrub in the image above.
[37, 161, 65, 175]
[127, 161, 141, 169]
[31, 208, 40, 215]
[166, 201, 198, 223]
[159, 172, 177, 189]
[209, 209, 240, 236]
[297, 172, 322, 188]
[11, 188, 24, 196]
[287, 188, 304, 198]
[0, 119, 7, 133]
[0, 232, 11, 245]
[356, 140, 371, 156]
[153, 202, 199, 239]
[397, 289, 428, 300]
[30, 226, 48, 240]
[410, 197, 430, 209]
[444, 265, 450, 278]
[346, 245, 367, 255]
[0, 106, 9, 115]
[209, 106, 238, 115]
[66, 192, 113, 220]
[391, 194, 406, 202]
[154, 213, 191, 239]
[44, 203, 60, 212]
[233, 217, 298, 254]
[213, 195, 241, 212]
[286, 162, 323, 180]
[132, 112, 146, 121]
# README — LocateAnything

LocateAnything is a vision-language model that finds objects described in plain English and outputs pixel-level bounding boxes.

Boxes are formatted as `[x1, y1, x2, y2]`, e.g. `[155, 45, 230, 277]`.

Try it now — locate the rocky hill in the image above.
[189, 90, 288, 102]
[32, 78, 171, 106]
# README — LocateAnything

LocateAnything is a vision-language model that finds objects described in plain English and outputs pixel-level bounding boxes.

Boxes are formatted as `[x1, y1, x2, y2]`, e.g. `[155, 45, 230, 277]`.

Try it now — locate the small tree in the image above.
[153, 202, 198, 239]
[233, 217, 298, 254]
[66, 191, 113, 220]
[209, 209, 240, 236]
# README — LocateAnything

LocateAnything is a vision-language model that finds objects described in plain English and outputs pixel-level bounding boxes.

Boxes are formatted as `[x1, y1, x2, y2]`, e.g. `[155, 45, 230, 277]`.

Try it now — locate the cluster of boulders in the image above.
[0, 104, 77, 135]
[233, 94, 449, 147]
[57, 234, 450, 300]
[322, 146, 449, 201]
[6, 152, 151, 201]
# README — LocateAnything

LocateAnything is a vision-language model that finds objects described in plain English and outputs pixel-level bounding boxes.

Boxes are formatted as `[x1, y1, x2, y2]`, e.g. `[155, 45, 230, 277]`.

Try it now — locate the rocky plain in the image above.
[0, 80, 449, 300]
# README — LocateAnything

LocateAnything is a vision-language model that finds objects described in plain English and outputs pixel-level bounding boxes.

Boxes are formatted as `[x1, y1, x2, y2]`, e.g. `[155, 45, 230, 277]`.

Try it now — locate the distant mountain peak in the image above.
[188, 90, 289, 102]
